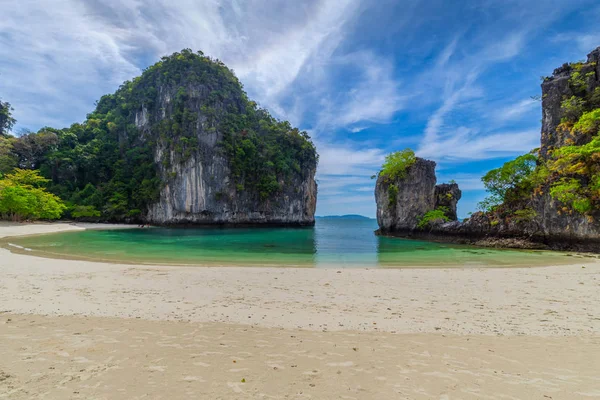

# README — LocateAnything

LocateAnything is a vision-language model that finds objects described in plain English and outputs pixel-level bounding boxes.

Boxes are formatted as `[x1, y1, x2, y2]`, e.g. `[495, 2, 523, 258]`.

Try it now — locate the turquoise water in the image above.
[5, 218, 581, 267]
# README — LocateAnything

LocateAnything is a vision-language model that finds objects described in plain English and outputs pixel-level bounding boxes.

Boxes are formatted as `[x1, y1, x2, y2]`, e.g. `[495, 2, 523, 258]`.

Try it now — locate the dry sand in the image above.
[2, 313, 599, 400]
[1, 222, 600, 399]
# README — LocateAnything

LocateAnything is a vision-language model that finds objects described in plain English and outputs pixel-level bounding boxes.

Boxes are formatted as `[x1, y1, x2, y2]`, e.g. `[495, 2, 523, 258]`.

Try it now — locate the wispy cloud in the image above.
[1, 0, 596, 218]
[552, 31, 600, 54]
[0, 0, 366, 130]
[416, 31, 535, 162]
[419, 128, 539, 161]
[317, 51, 406, 130]
[494, 98, 540, 122]
[436, 173, 486, 191]
[315, 140, 384, 176]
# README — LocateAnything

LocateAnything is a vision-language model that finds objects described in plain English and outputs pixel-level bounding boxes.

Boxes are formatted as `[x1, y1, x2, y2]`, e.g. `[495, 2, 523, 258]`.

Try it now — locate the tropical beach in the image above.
[3, 1, 600, 399]
[2, 222, 600, 399]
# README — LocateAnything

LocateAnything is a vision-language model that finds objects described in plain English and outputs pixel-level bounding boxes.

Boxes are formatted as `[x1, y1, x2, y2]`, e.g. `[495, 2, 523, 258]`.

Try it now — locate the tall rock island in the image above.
[35, 50, 318, 225]
[375, 156, 461, 233]
[376, 47, 600, 251]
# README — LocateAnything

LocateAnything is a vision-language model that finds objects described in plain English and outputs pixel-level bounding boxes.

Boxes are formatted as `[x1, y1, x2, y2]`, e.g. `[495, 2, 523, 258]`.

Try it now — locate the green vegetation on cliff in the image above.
[479, 58, 599, 220]
[379, 149, 416, 181]
[378, 149, 416, 207]
[478, 153, 539, 212]
[0, 169, 65, 221]
[0, 49, 317, 222]
[417, 207, 450, 229]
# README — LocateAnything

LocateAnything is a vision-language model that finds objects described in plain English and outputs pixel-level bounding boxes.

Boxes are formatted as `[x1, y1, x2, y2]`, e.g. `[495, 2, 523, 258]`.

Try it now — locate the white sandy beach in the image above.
[1, 222, 600, 399]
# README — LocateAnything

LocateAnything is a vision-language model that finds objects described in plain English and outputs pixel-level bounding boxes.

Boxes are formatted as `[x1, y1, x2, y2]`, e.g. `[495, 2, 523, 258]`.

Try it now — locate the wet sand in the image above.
[1, 222, 599, 399]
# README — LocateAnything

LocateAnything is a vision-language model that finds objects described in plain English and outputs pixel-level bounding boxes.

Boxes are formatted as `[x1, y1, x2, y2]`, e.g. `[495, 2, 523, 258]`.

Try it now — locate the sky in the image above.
[1, 0, 600, 218]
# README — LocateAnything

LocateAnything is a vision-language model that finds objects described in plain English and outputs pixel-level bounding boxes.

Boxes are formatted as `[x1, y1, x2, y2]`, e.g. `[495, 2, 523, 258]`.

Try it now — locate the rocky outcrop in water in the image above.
[133, 51, 318, 225]
[375, 158, 460, 233]
[376, 47, 600, 252]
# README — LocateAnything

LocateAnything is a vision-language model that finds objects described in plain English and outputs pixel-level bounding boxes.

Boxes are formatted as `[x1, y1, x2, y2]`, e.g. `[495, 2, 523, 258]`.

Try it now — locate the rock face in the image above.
[531, 47, 600, 243]
[131, 52, 318, 226]
[434, 183, 461, 221]
[540, 47, 600, 158]
[147, 150, 317, 226]
[375, 158, 460, 233]
[376, 47, 600, 251]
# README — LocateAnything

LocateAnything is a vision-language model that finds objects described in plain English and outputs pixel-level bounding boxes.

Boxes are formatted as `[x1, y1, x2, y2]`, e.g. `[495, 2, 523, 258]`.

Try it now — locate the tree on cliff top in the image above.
[0, 99, 16, 136]
[379, 149, 416, 181]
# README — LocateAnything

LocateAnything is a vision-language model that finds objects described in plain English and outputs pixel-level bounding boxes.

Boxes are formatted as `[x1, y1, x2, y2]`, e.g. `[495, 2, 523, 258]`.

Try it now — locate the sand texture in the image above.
[1, 313, 600, 400]
[1, 223, 600, 399]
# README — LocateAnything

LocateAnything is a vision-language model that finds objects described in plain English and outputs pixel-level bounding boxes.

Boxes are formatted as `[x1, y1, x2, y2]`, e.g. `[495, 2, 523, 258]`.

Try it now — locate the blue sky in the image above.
[2, 0, 600, 217]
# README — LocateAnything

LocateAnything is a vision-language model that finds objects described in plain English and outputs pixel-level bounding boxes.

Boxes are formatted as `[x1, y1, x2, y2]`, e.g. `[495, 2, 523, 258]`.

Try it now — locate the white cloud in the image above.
[574, 34, 600, 53]
[317, 51, 406, 130]
[315, 141, 384, 176]
[353, 186, 375, 192]
[0, 0, 366, 130]
[552, 32, 600, 54]
[436, 173, 485, 191]
[231, 0, 362, 119]
[494, 98, 539, 122]
[416, 31, 537, 163]
[419, 128, 539, 161]
[316, 194, 376, 217]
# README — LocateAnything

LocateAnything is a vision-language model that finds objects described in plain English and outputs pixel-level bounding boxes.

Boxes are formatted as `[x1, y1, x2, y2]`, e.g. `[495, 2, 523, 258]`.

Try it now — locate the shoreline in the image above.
[1, 222, 600, 398]
[376, 226, 600, 254]
[1, 222, 599, 335]
[1, 221, 596, 269]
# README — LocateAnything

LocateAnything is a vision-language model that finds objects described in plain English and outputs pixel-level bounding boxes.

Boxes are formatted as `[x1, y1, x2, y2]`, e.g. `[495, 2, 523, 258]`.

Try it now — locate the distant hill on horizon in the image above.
[317, 214, 373, 220]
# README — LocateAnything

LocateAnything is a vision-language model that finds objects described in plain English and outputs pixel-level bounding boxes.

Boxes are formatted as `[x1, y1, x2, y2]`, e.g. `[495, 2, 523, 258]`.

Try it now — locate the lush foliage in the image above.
[0, 135, 18, 174]
[547, 133, 600, 214]
[559, 61, 600, 125]
[477, 60, 599, 221]
[379, 149, 416, 181]
[573, 108, 600, 135]
[478, 154, 538, 212]
[0, 99, 16, 136]
[417, 207, 450, 229]
[0, 50, 317, 220]
[221, 107, 317, 200]
[0, 169, 65, 221]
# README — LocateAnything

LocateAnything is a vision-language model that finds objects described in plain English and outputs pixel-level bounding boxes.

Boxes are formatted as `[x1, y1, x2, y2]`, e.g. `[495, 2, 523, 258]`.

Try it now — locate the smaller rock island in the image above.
[375, 150, 461, 234]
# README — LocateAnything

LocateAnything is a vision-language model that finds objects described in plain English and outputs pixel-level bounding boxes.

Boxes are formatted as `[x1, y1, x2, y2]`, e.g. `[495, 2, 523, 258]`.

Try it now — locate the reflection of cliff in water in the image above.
[5, 219, 578, 268]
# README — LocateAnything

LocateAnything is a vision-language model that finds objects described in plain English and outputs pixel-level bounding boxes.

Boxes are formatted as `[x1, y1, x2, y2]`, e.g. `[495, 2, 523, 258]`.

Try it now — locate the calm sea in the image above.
[5, 218, 582, 267]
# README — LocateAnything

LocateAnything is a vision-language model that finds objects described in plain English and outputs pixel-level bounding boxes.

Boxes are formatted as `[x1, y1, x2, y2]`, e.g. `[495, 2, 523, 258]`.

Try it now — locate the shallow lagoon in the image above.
[4, 218, 585, 267]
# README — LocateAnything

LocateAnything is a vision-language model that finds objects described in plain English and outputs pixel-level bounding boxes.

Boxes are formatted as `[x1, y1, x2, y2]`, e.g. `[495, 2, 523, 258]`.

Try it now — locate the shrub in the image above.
[560, 96, 586, 123]
[478, 153, 537, 210]
[573, 108, 600, 135]
[549, 178, 592, 214]
[380, 149, 416, 181]
[417, 207, 450, 229]
[71, 205, 101, 219]
[512, 208, 537, 223]
[0, 169, 66, 221]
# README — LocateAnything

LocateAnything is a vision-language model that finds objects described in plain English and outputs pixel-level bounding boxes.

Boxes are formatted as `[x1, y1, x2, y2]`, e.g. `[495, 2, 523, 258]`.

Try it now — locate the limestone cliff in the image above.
[375, 157, 461, 233]
[376, 47, 600, 251]
[120, 50, 317, 225]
